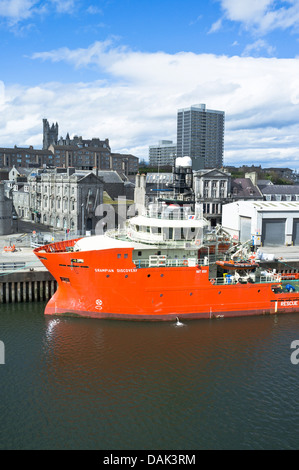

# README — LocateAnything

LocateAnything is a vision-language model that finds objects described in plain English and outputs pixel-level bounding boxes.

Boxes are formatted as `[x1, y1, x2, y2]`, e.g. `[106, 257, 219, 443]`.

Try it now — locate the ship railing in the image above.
[143, 210, 202, 221]
[133, 257, 208, 269]
[211, 273, 283, 285]
[105, 229, 128, 241]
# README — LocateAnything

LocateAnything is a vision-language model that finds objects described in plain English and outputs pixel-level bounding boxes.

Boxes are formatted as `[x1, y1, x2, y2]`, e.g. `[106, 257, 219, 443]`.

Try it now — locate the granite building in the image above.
[43, 119, 59, 150]
[0, 182, 13, 235]
[12, 168, 104, 234]
[193, 169, 231, 226]
[0, 146, 54, 168]
[43, 119, 138, 175]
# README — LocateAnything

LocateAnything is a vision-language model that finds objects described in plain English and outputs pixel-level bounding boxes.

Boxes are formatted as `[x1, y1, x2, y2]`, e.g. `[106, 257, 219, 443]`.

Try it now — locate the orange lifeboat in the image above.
[216, 259, 259, 270]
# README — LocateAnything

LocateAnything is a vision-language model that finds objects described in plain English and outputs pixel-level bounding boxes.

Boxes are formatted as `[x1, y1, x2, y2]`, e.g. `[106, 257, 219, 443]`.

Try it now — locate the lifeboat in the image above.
[216, 259, 259, 270]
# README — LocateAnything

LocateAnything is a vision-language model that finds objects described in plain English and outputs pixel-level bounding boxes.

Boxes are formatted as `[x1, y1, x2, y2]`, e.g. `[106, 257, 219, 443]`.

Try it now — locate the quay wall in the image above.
[0, 270, 57, 304]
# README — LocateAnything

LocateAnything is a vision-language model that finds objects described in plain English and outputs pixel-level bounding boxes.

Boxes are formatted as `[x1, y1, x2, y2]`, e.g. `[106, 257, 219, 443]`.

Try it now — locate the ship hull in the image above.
[43, 305, 299, 321]
[34, 240, 299, 321]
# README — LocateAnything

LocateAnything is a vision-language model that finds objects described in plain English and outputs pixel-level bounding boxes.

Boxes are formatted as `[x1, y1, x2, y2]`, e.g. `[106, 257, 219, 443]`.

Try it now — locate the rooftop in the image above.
[261, 185, 299, 195]
[230, 200, 299, 211]
[231, 178, 262, 198]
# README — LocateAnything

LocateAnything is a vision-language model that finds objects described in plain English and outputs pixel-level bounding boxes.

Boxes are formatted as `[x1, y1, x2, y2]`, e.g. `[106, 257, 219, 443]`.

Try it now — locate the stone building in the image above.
[0, 146, 54, 168]
[0, 120, 139, 176]
[43, 119, 58, 150]
[193, 169, 263, 226]
[12, 168, 104, 234]
[259, 184, 299, 202]
[0, 182, 13, 235]
[193, 169, 231, 226]
[44, 119, 138, 176]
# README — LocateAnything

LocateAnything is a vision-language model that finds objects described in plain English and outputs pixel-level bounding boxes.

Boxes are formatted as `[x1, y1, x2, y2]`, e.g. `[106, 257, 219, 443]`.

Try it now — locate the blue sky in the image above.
[1, 0, 299, 168]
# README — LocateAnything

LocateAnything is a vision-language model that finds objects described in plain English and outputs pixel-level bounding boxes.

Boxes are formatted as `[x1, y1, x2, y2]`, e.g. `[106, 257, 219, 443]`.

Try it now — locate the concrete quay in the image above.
[0, 231, 57, 304]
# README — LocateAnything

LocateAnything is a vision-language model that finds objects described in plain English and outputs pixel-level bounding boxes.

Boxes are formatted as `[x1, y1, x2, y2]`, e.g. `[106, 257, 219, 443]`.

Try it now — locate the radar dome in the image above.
[175, 156, 192, 168]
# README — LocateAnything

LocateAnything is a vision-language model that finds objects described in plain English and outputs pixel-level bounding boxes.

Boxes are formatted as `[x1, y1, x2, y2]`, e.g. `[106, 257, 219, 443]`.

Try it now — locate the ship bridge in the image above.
[126, 213, 208, 245]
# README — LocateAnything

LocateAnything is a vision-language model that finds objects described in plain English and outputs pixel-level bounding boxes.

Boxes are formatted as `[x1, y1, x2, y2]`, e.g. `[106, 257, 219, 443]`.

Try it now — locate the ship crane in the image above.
[223, 238, 253, 261]
[231, 239, 253, 261]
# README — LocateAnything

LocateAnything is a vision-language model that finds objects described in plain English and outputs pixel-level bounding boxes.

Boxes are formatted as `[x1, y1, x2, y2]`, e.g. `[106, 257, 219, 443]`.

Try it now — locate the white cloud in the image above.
[2, 42, 299, 168]
[0, 0, 38, 23]
[50, 0, 76, 14]
[31, 39, 118, 68]
[242, 39, 276, 56]
[214, 0, 299, 35]
[209, 18, 223, 33]
[0, 0, 78, 25]
[86, 5, 103, 15]
[219, 0, 273, 24]
[0, 80, 5, 111]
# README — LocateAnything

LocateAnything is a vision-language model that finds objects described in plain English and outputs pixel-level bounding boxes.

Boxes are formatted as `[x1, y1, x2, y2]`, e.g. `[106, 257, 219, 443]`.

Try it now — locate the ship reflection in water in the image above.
[1, 302, 299, 450]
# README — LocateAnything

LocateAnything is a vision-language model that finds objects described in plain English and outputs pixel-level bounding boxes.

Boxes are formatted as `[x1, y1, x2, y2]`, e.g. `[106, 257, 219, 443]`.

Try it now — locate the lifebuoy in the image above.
[183, 260, 188, 266]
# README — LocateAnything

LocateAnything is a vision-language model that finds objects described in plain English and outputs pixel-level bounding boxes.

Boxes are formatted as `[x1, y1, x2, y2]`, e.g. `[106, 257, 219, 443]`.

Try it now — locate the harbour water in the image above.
[0, 302, 299, 450]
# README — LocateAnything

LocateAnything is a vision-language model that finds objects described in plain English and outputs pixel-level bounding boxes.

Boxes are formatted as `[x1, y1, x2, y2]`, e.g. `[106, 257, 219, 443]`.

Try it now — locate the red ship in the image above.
[34, 158, 299, 321]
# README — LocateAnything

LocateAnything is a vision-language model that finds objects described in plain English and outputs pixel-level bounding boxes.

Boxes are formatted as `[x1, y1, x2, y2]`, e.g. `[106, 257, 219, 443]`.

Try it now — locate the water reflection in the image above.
[1, 304, 299, 449]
